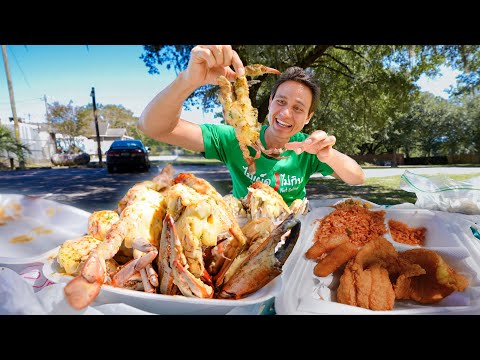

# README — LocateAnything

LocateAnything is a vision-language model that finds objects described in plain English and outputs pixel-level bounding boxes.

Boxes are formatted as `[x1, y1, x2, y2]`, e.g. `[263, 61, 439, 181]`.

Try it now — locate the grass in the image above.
[6, 155, 479, 206]
[212, 172, 480, 206]
[307, 172, 480, 206]
[172, 157, 222, 165]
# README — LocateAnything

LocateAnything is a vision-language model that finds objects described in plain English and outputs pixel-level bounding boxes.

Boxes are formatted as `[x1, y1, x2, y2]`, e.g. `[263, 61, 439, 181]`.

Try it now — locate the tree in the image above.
[451, 94, 480, 154]
[0, 124, 30, 164]
[77, 103, 137, 136]
[47, 101, 90, 152]
[76, 103, 168, 154]
[140, 45, 480, 155]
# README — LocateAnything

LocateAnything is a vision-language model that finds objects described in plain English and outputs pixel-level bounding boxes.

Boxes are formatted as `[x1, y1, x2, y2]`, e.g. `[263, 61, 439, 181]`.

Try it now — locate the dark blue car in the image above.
[105, 139, 151, 173]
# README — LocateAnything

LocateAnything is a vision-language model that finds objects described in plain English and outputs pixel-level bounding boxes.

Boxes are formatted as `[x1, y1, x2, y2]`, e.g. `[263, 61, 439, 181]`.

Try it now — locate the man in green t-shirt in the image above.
[138, 45, 365, 206]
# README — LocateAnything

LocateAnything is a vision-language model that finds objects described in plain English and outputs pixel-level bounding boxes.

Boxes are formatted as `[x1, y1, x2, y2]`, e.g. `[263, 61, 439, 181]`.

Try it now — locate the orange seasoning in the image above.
[388, 219, 426, 246]
[313, 204, 387, 247]
[31, 226, 53, 235]
[10, 234, 34, 243]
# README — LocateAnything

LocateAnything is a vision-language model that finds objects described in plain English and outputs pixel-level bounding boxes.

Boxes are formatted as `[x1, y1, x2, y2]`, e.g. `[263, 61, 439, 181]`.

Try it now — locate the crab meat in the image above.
[217, 64, 284, 175]
[61, 164, 305, 308]
[64, 164, 175, 310]
[242, 181, 309, 223]
[156, 181, 241, 296]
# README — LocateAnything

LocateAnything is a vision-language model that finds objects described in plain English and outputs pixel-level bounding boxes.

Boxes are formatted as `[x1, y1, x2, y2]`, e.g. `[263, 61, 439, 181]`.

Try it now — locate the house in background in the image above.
[0, 120, 57, 164]
[0, 118, 132, 165]
[82, 122, 133, 158]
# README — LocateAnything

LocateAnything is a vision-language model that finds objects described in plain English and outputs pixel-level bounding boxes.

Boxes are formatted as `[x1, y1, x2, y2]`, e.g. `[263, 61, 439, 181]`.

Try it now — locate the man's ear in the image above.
[305, 112, 314, 125]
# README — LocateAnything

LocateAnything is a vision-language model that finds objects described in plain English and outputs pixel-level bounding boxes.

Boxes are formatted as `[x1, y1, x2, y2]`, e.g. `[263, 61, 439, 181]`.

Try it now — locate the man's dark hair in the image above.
[270, 66, 320, 114]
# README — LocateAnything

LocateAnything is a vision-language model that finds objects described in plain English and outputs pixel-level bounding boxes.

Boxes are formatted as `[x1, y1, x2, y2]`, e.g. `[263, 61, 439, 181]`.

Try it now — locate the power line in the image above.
[0, 97, 42, 104]
[7, 45, 31, 88]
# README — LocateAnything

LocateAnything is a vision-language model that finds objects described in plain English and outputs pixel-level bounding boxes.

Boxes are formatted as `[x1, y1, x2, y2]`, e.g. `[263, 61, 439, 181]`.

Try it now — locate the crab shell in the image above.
[217, 213, 301, 299]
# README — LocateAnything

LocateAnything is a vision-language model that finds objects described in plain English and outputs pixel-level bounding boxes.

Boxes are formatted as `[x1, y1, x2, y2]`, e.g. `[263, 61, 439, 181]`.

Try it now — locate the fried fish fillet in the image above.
[395, 248, 469, 304]
[337, 237, 424, 311]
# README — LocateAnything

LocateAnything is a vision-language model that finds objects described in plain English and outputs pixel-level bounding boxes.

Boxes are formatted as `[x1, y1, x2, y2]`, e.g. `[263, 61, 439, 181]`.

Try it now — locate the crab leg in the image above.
[207, 235, 233, 275]
[158, 214, 178, 295]
[217, 64, 281, 175]
[139, 270, 155, 293]
[111, 237, 158, 291]
[64, 220, 127, 310]
[217, 76, 233, 115]
[163, 213, 214, 298]
[212, 229, 248, 288]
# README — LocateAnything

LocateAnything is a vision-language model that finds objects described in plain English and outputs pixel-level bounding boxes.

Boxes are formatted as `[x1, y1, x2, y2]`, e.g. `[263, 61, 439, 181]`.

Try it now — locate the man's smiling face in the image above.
[267, 80, 314, 138]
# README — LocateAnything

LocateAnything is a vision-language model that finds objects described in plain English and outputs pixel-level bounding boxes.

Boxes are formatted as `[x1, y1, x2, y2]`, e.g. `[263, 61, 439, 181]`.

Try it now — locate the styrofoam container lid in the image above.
[0, 194, 89, 264]
[276, 205, 480, 315]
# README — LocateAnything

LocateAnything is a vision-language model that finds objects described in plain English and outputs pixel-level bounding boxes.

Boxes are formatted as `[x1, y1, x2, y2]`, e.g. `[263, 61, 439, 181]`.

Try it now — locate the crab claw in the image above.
[244, 64, 281, 77]
[218, 213, 301, 299]
[64, 251, 105, 310]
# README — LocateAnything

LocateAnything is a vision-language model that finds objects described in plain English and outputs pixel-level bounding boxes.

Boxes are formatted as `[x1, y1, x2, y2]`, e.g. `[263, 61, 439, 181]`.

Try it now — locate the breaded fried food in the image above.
[305, 233, 350, 260]
[395, 248, 469, 304]
[313, 241, 358, 277]
[337, 236, 425, 311]
[339, 263, 396, 311]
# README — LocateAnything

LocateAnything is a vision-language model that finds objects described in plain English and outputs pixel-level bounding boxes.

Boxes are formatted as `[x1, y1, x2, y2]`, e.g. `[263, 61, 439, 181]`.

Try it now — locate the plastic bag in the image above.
[399, 170, 480, 215]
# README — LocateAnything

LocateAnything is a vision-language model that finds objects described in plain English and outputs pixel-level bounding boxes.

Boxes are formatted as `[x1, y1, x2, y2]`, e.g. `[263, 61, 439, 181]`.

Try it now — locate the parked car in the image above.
[105, 139, 151, 173]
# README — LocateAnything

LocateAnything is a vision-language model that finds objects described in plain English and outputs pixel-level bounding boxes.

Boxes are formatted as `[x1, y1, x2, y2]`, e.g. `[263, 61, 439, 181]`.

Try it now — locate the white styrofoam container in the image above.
[1, 194, 280, 315]
[275, 206, 480, 315]
[42, 254, 281, 315]
[0, 194, 90, 264]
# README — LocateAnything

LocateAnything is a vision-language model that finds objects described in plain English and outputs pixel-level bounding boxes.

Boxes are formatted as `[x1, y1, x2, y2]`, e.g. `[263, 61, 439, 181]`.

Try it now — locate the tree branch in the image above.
[297, 45, 331, 68]
[332, 45, 371, 65]
[322, 53, 356, 75]
[317, 64, 356, 80]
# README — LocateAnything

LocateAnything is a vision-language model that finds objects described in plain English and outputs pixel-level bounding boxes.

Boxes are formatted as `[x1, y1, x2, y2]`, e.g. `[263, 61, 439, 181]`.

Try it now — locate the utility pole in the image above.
[90, 87, 103, 166]
[43, 94, 48, 119]
[44, 94, 56, 157]
[1, 45, 25, 168]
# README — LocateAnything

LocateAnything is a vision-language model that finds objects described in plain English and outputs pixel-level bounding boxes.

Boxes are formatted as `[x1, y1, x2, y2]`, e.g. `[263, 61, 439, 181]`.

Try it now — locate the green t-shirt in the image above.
[200, 124, 334, 206]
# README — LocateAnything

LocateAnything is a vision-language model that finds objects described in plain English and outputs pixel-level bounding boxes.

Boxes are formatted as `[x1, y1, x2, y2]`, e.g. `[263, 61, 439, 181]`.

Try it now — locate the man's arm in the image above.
[285, 130, 365, 185]
[138, 45, 244, 153]
[138, 71, 205, 152]
[321, 149, 365, 185]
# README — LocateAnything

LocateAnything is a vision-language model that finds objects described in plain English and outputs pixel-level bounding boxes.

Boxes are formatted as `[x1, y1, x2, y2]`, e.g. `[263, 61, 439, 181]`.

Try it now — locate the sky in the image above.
[0, 45, 461, 126]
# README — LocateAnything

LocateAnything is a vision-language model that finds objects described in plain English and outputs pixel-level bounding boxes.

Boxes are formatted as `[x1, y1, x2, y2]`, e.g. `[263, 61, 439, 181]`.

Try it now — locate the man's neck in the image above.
[264, 126, 289, 150]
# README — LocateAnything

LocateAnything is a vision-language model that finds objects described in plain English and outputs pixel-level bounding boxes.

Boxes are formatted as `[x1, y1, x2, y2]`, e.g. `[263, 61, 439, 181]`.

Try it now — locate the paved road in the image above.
[1, 163, 479, 213]
[0, 164, 232, 213]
